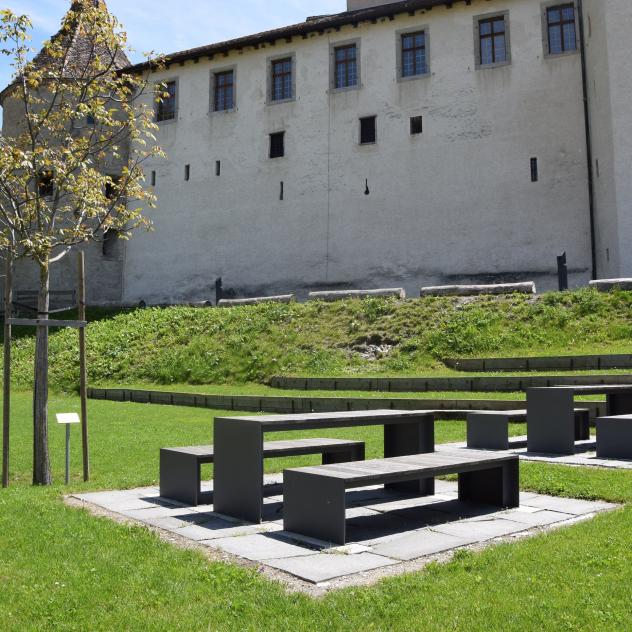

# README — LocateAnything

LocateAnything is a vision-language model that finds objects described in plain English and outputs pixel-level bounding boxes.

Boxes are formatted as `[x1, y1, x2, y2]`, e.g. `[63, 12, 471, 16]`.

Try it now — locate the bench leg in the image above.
[607, 393, 632, 416]
[467, 414, 510, 450]
[322, 443, 365, 465]
[160, 450, 200, 506]
[575, 411, 591, 441]
[458, 460, 519, 508]
[283, 470, 347, 545]
[385, 419, 435, 496]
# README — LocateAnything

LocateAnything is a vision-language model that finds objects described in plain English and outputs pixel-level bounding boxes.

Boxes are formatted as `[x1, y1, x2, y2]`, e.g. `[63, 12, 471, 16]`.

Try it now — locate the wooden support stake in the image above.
[2, 252, 12, 488]
[78, 252, 89, 482]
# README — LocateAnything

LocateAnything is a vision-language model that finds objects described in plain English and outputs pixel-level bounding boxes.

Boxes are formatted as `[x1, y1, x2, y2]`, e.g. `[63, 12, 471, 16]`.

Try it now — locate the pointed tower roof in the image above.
[1, 0, 129, 102]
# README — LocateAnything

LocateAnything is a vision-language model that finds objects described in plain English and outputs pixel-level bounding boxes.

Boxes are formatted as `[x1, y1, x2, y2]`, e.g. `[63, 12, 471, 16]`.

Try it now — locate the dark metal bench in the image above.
[283, 449, 519, 545]
[467, 408, 590, 450]
[160, 438, 365, 506]
[596, 415, 632, 459]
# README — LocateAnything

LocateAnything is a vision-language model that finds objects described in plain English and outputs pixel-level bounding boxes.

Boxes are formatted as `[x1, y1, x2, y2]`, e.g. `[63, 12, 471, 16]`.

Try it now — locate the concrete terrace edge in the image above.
[269, 374, 632, 393]
[86, 388, 609, 420]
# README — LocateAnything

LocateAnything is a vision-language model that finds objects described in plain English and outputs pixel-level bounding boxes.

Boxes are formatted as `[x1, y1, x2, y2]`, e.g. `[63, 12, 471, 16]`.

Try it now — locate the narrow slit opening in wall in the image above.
[410, 116, 423, 135]
[185, 165, 191, 181]
[596, 159, 600, 178]
[216, 161, 221, 176]
[151, 171, 156, 186]
[530, 157, 538, 183]
[280, 181, 284, 201]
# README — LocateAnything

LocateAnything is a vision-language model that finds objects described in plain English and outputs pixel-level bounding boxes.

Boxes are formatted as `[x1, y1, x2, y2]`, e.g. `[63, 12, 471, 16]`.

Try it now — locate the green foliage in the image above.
[4, 288, 632, 391]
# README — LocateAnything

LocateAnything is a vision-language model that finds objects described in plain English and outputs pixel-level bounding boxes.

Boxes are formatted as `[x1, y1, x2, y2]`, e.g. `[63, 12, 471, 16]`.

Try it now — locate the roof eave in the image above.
[124, 0, 458, 74]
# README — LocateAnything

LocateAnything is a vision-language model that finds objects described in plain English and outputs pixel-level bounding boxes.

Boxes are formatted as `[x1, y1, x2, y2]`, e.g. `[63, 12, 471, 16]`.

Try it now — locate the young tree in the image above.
[0, 1, 164, 484]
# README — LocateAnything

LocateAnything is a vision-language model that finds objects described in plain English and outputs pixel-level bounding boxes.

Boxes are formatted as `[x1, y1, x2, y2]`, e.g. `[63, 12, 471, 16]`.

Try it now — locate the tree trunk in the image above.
[33, 263, 51, 485]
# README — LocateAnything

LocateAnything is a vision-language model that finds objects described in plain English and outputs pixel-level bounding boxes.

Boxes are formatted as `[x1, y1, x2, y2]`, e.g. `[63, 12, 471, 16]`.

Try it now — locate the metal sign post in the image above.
[57, 413, 80, 485]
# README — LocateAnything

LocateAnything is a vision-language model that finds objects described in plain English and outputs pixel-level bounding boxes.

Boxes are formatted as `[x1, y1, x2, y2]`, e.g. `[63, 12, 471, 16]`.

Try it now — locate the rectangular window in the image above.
[401, 32, 427, 78]
[37, 170, 54, 198]
[215, 161, 221, 177]
[269, 132, 285, 159]
[105, 175, 120, 200]
[271, 58, 293, 101]
[547, 5, 577, 54]
[478, 16, 507, 66]
[360, 116, 376, 145]
[185, 165, 190, 181]
[151, 171, 156, 186]
[214, 70, 234, 111]
[156, 80, 177, 122]
[334, 44, 358, 89]
[410, 116, 423, 135]
[102, 229, 118, 258]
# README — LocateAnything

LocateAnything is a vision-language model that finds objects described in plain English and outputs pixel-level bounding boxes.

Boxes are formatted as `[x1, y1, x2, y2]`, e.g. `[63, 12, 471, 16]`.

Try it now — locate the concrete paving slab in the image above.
[208, 533, 317, 561]
[500, 509, 576, 527]
[432, 518, 527, 541]
[523, 496, 616, 515]
[266, 552, 398, 584]
[372, 528, 476, 561]
[73, 482, 618, 591]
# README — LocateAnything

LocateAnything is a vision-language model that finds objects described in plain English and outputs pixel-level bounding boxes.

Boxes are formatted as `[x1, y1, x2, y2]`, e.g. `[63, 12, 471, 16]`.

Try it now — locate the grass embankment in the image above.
[1, 392, 632, 630]
[4, 288, 632, 391]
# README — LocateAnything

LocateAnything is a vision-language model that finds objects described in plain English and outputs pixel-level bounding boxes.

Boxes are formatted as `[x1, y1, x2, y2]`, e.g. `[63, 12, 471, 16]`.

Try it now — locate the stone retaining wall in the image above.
[87, 388, 607, 419]
[270, 374, 632, 393]
[444, 354, 632, 372]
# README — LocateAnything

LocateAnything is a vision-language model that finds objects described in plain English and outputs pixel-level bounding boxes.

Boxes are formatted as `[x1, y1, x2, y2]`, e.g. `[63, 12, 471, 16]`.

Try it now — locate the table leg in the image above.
[213, 419, 264, 523]
[384, 416, 435, 495]
[527, 388, 576, 455]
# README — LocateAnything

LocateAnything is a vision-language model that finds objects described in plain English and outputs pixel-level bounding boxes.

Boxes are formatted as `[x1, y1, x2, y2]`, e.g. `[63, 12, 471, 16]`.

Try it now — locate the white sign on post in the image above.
[56, 413, 80, 484]
[56, 413, 80, 425]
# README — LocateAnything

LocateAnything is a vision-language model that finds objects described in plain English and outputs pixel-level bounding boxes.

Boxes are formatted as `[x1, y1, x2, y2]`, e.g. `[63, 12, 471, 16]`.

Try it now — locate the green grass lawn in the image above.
[4, 289, 632, 391]
[2, 391, 632, 630]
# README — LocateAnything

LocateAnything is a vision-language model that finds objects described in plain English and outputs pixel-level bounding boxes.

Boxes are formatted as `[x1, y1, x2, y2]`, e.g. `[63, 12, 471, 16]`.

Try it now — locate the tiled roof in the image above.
[1, 0, 130, 102]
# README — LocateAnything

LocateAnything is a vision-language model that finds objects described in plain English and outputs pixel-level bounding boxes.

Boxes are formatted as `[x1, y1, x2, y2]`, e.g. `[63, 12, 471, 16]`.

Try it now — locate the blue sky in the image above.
[1, 0, 346, 94]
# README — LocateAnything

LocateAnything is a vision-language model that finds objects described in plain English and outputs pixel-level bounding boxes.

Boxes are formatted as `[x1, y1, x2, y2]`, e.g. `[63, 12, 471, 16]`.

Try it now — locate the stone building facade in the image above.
[2, 0, 631, 305]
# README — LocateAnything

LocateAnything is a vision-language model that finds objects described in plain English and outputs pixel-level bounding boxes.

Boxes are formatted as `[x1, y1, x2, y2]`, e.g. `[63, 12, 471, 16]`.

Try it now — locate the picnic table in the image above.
[212, 409, 435, 523]
[527, 385, 632, 454]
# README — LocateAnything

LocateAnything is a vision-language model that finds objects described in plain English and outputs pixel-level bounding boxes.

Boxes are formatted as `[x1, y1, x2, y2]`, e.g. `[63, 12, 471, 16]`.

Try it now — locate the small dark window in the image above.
[334, 44, 358, 89]
[401, 32, 427, 77]
[156, 80, 177, 122]
[216, 161, 221, 176]
[547, 5, 577, 54]
[102, 229, 118, 258]
[37, 170, 54, 198]
[270, 132, 285, 159]
[530, 158, 538, 183]
[360, 116, 376, 145]
[185, 165, 190, 181]
[86, 113, 96, 125]
[271, 58, 293, 101]
[105, 175, 120, 200]
[410, 116, 423, 135]
[214, 70, 234, 111]
[479, 16, 507, 65]
[151, 171, 156, 186]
